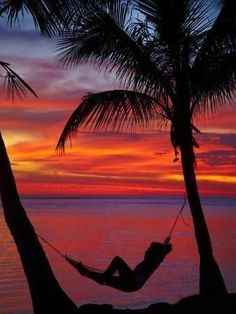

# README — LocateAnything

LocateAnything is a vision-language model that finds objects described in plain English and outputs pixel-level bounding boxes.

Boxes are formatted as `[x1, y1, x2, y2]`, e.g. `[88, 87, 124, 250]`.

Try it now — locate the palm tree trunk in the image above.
[0, 133, 78, 314]
[180, 138, 228, 295]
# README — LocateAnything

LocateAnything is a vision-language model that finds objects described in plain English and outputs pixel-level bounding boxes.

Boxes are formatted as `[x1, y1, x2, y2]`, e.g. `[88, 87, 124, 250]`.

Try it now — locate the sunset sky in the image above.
[0, 15, 236, 197]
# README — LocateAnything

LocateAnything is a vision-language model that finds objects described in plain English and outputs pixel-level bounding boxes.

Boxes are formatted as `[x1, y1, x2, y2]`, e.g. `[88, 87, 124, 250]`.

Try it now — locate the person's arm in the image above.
[161, 237, 173, 255]
[154, 242, 172, 265]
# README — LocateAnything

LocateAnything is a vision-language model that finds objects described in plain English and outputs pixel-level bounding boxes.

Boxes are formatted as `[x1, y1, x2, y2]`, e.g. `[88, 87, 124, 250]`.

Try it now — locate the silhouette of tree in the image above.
[0, 2, 78, 313]
[56, 0, 236, 295]
[0, 134, 77, 314]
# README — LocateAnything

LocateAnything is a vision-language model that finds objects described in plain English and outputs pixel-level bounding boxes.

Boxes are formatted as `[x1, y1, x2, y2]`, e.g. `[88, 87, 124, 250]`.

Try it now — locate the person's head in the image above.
[144, 242, 172, 261]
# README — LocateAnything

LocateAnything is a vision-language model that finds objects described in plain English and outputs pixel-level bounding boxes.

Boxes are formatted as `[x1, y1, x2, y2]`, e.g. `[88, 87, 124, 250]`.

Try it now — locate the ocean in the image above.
[0, 196, 235, 314]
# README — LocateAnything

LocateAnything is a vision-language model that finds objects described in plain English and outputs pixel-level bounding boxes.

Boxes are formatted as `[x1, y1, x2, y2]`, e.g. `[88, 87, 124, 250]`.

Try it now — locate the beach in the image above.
[0, 195, 235, 314]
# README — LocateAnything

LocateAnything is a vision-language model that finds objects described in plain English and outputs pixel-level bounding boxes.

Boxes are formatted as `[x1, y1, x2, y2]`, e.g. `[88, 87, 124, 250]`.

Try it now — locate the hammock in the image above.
[37, 196, 187, 273]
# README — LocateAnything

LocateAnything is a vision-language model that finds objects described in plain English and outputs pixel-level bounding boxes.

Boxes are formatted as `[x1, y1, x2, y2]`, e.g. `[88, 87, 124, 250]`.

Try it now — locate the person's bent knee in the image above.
[113, 256, 122, 262]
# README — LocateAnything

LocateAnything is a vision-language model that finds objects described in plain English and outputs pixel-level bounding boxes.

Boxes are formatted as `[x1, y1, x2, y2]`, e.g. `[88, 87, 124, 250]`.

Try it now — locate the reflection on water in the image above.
[0, 196, 236, 314]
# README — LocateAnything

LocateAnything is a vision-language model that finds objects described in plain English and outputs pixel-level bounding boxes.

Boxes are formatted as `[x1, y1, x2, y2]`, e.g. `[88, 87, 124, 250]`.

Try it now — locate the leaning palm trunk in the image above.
[0, 133, 77, 314]
[179, 126, 227, 295]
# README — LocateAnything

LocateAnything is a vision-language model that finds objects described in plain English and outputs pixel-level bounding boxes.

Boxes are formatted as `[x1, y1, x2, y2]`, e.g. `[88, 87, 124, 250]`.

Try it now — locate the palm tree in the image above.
[0, 3, 78, 313]
[0, 133, 78, 314]
[56, 0, 236, 295]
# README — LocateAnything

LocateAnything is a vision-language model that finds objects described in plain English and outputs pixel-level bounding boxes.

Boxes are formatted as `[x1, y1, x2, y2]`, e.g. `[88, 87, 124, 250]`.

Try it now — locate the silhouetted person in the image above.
[66, 241, 172, 292]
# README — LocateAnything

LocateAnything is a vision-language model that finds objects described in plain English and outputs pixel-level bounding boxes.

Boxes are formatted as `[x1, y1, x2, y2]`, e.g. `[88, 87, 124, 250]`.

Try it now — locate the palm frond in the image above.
[56, 89, 168, 151]
[0, 0, 70, 35]
[56, 1, 174, 100]
[135, 0, 213, 71]
[190, 0, 236, 115]
[191, 51, 236, 115]
[0, 61, 38, 101]
[135, 0, 213, 33]
[192, 0, 236, 72]
[135, 0, 189, 33]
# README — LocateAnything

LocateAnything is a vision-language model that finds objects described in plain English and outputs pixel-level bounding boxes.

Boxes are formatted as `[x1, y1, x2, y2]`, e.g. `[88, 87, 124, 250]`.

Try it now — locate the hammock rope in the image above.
[36, 233, 66, 258]
[37, 196, 188, 263]
[167, 195, 187, 238]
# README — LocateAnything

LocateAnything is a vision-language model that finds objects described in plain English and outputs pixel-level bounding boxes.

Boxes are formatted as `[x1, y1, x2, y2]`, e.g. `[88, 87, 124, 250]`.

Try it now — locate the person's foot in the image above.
[65, 256, 86, 275]
[75, 261, 86, 275]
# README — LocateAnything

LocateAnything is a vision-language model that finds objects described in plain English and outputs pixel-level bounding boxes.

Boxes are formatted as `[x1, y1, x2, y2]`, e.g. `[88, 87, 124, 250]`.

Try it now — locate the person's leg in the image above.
[73, 256, 135, 288]
[80, 256, 135, 289]
[81, 267, 105, 284]
[77, 256, 132, 282]
[102, 256, 139, 291]
[65, 256, 104, 284]
[67, 255, 138, 291]
[103, 256, 133, 279]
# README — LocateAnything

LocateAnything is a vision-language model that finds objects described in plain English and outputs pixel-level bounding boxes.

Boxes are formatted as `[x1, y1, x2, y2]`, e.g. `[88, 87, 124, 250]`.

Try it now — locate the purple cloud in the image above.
[196, 149, 236, 166]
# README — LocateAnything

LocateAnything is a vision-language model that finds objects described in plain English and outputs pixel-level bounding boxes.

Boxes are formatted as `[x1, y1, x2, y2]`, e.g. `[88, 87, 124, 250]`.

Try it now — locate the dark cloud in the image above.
[0, 27, 55, 58]
[154, 151, 168, 156]
[196, 149, 236, 166]
[218, 134, 236, 149]
[94, 153, 148, 165]
[0, 107, 68, 123]
[197, 132, 236, 149]
[79, 130, 145, 140]
[191, 132, 236, 166]
[1, 27, 41, 41]
[79, 130, 169, 139]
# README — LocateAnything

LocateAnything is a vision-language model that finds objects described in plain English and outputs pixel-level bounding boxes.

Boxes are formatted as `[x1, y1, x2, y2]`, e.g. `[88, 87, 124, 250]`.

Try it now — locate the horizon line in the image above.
[19, 193, 236, 199]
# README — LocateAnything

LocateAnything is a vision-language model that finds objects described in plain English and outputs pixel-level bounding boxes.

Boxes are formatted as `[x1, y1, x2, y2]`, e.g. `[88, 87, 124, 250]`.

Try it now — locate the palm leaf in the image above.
[56, 0, 173, 100]
[135, 0, 212, 71]
[192, 0, 236, 75]
[0, 61, 38, 100]
[56, 89, 169, 151]
[191, 51, 236, 115]
[0, 0, 69, 35]
[191, 0, 236, 114]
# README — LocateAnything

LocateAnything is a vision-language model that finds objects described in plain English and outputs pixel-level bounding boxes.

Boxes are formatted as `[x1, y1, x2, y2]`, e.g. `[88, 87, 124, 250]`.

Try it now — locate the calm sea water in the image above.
[0, 196, 236, 314]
